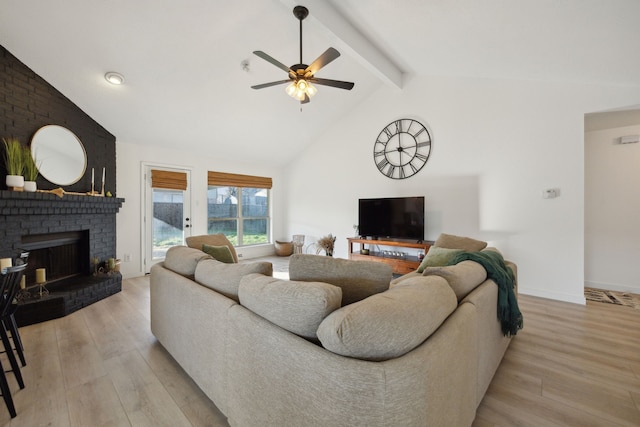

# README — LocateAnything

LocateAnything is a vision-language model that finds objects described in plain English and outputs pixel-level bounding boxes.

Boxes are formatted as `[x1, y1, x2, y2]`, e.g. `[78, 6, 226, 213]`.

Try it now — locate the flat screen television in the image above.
[358, 196, 425, 241]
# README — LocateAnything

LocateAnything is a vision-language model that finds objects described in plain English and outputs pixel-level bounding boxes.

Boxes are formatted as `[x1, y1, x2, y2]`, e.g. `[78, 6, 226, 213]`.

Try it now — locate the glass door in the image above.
[144, 165, 191, 273]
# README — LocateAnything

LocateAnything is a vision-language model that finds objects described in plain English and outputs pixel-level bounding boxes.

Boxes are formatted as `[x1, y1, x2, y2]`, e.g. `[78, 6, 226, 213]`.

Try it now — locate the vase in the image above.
[5, 175, 24, 189]
[23, 181, 37, 192]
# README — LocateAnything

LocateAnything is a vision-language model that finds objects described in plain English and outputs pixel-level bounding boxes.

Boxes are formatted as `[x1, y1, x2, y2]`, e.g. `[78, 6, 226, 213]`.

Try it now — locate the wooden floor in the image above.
[0, 276, 638, 426]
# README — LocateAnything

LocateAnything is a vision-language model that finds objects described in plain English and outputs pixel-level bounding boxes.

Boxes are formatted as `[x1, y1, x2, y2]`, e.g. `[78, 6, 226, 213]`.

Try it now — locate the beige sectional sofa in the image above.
[150, 235, 517, 426]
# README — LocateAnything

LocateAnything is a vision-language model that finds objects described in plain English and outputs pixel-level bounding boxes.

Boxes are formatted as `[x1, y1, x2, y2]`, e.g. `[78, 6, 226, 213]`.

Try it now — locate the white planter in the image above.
[6, 175, 24, 189]
[23, 181, 37, 192]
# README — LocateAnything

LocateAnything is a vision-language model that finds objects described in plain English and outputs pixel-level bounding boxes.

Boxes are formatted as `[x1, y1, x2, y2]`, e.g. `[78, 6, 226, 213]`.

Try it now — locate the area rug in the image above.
[584, 288, 640, 309]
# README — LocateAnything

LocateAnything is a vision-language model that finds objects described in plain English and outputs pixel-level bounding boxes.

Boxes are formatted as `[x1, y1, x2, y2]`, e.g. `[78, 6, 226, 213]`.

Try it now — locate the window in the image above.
[207, 172, 272, 246]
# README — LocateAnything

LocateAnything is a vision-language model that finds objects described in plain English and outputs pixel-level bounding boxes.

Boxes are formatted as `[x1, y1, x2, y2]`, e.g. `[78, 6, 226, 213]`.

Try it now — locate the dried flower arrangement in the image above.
[316, 234, 336, 256]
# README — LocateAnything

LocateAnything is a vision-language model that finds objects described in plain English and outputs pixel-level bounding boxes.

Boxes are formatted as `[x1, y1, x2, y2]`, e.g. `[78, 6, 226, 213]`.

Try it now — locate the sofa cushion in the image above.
[202, 244, 235, 264]
[239, 274, 342, 340]
[288, 254, 392, 306]
[186, 234, 239, 263]
[434, 233, 487, 252]
[163, 245, 212, 277]
[416, 246, 464, 272]
[317, 275, 457, 361]
[194, 259, 273, 301]
[422, 260, 488, 301]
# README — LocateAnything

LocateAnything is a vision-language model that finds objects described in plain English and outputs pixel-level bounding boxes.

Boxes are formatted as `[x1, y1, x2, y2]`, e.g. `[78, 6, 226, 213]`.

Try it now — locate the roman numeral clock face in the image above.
[373, 119, 432, 179]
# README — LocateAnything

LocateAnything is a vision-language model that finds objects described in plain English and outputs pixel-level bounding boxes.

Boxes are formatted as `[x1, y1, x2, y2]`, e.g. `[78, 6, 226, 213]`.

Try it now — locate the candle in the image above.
[36, 268, 46, 284]
[91, 168, 94, 186]
[0, 258, 11, 270]
[102, 167, 106, 186]
[20, 276, 25, 289]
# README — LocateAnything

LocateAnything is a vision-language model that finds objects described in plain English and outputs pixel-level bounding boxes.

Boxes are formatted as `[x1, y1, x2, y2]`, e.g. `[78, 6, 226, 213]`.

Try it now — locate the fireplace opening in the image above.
[20, 231, 91, 287]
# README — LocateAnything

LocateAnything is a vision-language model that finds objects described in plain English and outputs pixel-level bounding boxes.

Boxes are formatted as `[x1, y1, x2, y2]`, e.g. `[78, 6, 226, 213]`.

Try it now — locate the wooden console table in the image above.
[347, 238, 432, 275]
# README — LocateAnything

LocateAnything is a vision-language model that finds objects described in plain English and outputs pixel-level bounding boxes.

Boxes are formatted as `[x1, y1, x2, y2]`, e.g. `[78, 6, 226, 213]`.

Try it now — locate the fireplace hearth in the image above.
[0, 190, 124, 326]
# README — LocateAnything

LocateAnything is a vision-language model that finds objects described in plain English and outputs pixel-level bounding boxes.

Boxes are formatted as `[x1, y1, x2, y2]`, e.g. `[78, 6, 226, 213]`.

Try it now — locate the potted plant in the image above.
[3, 137, 24, 189]
[23, 145, 39, 192]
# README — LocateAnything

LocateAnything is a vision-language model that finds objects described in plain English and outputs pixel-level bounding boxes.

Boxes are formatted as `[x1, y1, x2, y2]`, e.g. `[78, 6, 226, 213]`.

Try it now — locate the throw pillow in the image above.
[416, 246, 464, 273]
[317, 275, 457, 361]
[186, 234, 239, 262]
[434, 233, 487, 252]
[239, 274, 342, 340]
[202, 244, 235, 264]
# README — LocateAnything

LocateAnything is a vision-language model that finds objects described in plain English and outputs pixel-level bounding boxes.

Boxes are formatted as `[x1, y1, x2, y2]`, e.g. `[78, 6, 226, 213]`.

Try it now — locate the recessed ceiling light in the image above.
[105, 72, 125, 85]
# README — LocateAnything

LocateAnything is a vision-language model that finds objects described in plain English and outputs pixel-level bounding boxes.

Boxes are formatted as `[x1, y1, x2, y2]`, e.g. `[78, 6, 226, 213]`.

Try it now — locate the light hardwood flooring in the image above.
[0, 275, 638, 426]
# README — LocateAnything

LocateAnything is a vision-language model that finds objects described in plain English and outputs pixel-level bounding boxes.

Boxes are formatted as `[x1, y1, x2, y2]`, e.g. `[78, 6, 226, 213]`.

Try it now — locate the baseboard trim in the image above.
[518, 287, 586, 305]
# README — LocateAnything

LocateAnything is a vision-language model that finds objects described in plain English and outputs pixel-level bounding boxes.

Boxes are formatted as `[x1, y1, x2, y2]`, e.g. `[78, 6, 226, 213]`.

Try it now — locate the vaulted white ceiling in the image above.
[1, 0, 639, 165]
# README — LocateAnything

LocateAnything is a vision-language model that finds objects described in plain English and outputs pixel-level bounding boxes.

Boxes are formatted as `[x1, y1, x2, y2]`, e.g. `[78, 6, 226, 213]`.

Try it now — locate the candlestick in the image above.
[36, 268, 46, 284]
[101, 167, 106, 195]
[0, 258, 11, 270]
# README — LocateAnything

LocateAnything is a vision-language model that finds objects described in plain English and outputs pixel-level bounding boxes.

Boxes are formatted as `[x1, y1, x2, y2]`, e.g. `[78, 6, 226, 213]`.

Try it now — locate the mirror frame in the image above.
[30, 125, 87, 186]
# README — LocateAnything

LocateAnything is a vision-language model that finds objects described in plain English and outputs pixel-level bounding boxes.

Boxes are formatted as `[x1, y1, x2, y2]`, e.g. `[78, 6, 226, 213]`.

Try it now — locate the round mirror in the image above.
[31, 125, 87, 186]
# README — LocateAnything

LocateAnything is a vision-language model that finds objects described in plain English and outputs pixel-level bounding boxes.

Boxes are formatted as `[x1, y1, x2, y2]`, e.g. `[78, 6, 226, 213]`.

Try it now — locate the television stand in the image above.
[347, 238, 432, 275]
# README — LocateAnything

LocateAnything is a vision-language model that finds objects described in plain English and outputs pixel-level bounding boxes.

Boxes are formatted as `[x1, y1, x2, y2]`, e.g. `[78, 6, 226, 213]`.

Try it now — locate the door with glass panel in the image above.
[144, 166, 192, 273]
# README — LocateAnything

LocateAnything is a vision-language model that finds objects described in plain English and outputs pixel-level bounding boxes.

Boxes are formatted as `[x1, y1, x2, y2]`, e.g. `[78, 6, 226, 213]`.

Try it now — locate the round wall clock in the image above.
[373, 118, 432, 179]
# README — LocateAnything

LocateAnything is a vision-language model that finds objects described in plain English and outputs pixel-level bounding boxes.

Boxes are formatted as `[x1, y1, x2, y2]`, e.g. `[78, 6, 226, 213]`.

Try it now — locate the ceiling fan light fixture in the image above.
[253, 5, 353, 104]
[305, 82, 317, 98]
[286, 79, 315, 101]
[286, 81, 298, 98]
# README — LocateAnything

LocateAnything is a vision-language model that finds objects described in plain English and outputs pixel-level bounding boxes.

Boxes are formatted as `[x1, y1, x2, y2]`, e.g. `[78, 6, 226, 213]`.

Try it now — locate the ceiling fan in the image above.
[251, 5, 355, 104]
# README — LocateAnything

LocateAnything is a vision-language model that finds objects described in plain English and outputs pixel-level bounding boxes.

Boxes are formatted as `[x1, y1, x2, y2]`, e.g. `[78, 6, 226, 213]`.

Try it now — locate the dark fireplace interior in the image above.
[21, 231, 91, 288]
[0, 191, 124, 326]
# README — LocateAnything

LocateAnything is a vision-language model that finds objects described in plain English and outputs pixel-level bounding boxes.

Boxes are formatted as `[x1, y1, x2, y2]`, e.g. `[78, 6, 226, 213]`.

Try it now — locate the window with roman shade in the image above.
[207, 171, 271, 246]
[207, 171, 272, 189]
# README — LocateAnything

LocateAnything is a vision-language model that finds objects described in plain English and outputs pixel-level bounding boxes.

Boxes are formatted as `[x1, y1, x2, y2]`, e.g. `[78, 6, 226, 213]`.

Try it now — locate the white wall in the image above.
[585, 124, 640, 293]
[115, 142, 285, 278]
[282, 74, 640, 304]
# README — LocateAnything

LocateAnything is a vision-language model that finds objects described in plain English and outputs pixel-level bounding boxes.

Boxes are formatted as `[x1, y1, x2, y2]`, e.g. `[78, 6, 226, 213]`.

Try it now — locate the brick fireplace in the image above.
[0, 190, 124, 325]
[1, 43, 124, 325]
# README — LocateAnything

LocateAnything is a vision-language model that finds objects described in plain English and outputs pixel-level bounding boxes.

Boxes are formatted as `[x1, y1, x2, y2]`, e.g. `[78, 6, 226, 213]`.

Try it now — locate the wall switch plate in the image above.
[124, 253, 131, 262]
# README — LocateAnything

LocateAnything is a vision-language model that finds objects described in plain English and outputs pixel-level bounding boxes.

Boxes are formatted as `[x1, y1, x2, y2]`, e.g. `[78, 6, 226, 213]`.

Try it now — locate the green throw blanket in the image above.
[448, 251, 523, 336]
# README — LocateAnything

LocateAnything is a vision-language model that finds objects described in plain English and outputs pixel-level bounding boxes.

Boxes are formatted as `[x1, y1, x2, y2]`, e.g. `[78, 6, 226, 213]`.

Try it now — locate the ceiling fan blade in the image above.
[253, 51, 296, 77]
[309, 77, 355, 90]
[251, 80, 291, 90]
[306, 48, 341, 76]
[301, 94, 310, 104]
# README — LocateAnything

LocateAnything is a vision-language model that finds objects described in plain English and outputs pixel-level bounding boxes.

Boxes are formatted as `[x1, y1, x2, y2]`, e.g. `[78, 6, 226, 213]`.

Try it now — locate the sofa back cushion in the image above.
[194, 259, 273, 301]
[186, 234, 239, 263]
[239, 274, 342, 340]
[163, 245, 213, 277]
[288, 254, 392, 306]
[416, 246, 464, 272]
[316, 275, 457, 361]
[421, 260, 488, 301]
